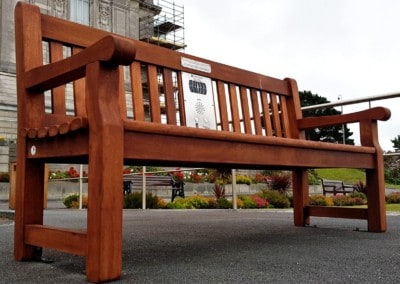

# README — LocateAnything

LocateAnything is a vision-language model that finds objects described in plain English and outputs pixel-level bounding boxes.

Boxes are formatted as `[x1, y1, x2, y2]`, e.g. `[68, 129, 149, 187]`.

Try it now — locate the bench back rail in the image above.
[20, 7, 301, 141]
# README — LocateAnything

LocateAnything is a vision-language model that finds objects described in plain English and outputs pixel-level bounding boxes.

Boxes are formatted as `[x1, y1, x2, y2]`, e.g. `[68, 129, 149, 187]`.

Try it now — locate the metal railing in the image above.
[301, 91, 400, 111]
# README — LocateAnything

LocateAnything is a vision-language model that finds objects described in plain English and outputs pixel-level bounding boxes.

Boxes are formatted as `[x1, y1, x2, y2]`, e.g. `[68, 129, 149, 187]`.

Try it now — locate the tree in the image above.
[391, 135, 400, 152]
[299, 90, 354, 145]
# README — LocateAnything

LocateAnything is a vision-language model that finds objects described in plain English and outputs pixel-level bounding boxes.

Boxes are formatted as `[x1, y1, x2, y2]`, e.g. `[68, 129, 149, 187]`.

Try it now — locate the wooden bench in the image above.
[14, 2, 391, 282]
[123, 174, 184, 201]
[321, 179, 355, 196]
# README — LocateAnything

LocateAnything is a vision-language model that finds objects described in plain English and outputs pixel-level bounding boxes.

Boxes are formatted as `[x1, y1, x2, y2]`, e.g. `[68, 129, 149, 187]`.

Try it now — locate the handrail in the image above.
[301, 92, 400, 111]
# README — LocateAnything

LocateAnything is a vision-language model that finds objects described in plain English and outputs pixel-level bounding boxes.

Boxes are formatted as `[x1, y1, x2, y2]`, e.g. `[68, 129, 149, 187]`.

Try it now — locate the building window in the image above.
[70, 0, 89, 25]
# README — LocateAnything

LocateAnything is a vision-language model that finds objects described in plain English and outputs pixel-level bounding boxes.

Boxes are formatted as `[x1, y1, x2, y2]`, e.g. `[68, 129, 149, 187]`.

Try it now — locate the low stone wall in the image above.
[0, 144, 9, 172]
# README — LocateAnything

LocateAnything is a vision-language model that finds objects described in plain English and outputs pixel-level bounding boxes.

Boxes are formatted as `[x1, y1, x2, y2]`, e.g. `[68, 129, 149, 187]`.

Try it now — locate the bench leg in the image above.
[366, 166, 387, 232]
[292, 169, 310, 226]
[85, 61, 124, 282]
[14, 154, 45, 260]
[360, 120, 387, 232]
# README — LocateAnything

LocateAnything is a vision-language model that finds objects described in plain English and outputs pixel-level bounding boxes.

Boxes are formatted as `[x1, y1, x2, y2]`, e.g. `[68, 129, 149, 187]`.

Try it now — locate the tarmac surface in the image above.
[1, 200, 400, 283]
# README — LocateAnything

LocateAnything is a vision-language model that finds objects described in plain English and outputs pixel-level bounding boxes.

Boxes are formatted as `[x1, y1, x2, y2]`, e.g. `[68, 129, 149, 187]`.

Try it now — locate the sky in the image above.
[179, 0, 400, 151]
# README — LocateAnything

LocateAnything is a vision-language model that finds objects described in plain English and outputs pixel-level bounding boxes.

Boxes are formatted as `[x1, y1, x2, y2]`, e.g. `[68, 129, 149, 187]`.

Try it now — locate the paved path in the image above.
[1, 206, 400, 283]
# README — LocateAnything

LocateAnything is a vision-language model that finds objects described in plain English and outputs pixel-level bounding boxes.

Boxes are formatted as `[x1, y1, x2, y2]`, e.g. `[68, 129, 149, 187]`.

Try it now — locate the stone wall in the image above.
[0, 144, 9, 172]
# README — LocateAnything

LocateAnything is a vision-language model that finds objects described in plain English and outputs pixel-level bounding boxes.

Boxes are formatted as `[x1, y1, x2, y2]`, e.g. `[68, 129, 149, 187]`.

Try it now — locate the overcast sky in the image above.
[180, 0, 400, 151]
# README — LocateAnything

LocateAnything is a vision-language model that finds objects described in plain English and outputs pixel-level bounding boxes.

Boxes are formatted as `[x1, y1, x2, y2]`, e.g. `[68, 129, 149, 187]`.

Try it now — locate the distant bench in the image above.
[123, 174, 184, 201]
[321, 179, 355, 196]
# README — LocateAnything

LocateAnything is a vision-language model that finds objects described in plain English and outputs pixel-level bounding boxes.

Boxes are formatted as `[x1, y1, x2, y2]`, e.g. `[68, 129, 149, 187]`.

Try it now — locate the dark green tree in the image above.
[390, 135, 400, 151]
[299, 90, 354, 145]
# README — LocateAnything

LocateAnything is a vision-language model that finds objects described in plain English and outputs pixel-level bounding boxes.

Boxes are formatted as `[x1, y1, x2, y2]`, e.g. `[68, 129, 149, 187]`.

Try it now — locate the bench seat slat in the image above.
[122, 131, 376, 169]
[123, 120, 375, 154]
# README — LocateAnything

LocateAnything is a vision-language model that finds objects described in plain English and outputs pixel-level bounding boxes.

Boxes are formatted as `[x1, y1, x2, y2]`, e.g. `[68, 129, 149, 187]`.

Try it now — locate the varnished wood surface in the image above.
[14, 2, 390, 282]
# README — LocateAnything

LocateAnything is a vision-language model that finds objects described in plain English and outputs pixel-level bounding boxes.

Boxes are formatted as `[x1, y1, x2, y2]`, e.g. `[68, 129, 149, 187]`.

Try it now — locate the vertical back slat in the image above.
[279, 96, 291, 138]
[176, 72, 186, 126]
[72, 47, 87, 118]
[118, 66, 127, 119]
[239, 86, 252, 134]
[216, 81, 229, 131]
[260, 91, 273, 136]
[49, 42, 66, 114]
[130, 62, 145, 121]
[162, 68, 177, 125]
[270, 94, 282, 137]
[147, 65, 161, 123]
[250, 89, 262, 135]
[228, 84, 241, 132]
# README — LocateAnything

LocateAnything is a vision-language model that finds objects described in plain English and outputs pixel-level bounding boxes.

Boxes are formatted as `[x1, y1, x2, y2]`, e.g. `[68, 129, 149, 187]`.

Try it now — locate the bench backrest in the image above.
[16, 3, 303, 141]
[124, 175, 173, 186]
[321, 179, 344, 191]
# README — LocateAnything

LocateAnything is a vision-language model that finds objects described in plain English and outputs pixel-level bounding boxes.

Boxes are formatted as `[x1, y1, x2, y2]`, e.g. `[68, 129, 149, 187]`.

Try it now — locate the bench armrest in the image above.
[25, 35, 136, 93]
[297, 107, 391, 130]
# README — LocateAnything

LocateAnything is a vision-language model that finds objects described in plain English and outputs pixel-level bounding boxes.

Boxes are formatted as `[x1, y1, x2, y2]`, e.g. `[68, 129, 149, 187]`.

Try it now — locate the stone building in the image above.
[0, 0, 185, 171]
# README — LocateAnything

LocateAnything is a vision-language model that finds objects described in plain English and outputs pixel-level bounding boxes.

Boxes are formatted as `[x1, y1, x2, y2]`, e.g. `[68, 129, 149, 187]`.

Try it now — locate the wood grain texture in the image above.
[14, 2, 390, 283]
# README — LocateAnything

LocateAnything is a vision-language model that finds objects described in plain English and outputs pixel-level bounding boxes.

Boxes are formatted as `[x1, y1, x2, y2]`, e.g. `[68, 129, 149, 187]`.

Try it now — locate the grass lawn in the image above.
[352, 204, 400, 212]
[386, 204, 400, 212]
[315, 168, 400, 189]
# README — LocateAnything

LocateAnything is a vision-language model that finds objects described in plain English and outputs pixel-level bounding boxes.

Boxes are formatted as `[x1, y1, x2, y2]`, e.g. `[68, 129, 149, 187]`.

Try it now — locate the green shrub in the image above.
[350, 191, 367, 201]
[386, 192, 400, 204]
[259, 189, 290, 208]
[166, 196, 210, 209]
[309, 195, 333, 206]
[63, 193, 88, 208]
[123, 192, 162, 209]
[332, 195, 356, 206]
[384, 156, 400, 185]
[236, 175, 253, 185]
[185, 196, 210, 209]
[216, 197, 232, 209]
[63, 193, 79, 208]
[307, 169, 320, 185]
[206, 197, 218, 209]
[238, 195, 256, 208]
[166, 198, 187, 209]
[236, 198, 244, 208]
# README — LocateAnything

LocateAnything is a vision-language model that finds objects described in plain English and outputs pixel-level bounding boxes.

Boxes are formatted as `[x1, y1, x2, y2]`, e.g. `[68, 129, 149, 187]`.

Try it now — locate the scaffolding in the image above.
[139, 0, 186, 51]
